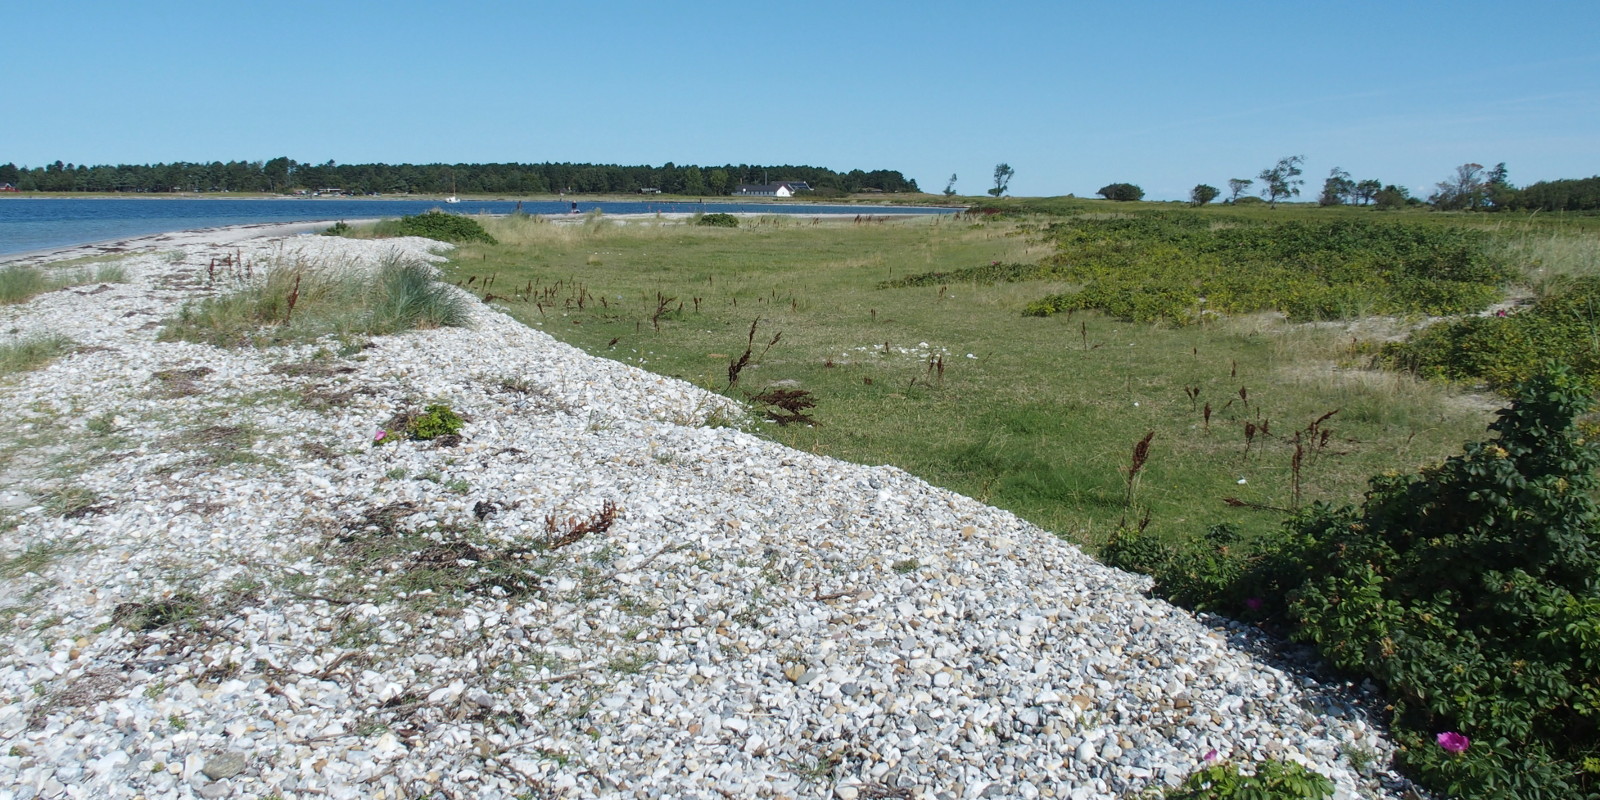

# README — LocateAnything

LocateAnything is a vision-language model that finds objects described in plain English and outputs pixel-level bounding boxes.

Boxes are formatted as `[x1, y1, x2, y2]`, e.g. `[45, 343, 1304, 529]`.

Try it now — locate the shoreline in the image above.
[0, 211, 928, 267]
[0, 220, 341, 266]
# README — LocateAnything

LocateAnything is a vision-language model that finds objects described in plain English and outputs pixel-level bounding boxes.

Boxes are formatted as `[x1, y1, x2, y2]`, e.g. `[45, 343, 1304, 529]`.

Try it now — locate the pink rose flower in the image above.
[1436, 731, 1470, 754]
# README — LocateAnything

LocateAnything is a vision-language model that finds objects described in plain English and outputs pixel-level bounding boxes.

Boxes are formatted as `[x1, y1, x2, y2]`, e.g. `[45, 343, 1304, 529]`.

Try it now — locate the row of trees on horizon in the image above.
[971, 156, 1600, 213]
[0, 159, 920, 197]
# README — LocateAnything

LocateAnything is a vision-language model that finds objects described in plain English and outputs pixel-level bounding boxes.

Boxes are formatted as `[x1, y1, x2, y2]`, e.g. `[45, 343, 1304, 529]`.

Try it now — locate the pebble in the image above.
[0, 228, 1421, 799]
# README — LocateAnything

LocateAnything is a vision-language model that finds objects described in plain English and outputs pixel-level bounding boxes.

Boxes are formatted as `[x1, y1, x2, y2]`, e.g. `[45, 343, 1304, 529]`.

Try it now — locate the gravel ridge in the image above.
[0, 231, 1413, 799]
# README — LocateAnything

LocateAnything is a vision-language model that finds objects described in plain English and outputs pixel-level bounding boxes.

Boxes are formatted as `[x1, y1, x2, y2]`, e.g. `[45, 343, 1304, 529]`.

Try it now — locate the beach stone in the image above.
[200, 752, 248, 781]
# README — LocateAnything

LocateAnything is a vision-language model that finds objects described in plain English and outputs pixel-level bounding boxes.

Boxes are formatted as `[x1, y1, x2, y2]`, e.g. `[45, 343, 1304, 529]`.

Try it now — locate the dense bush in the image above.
[1097, 182, 1145, 201]
[1021, 214, 1509, 323]
[695, 212, 739, 228]
[1384, 278, 1600, 392]
[389, 211, 497, 244]
[1112, 369, 1600, 798]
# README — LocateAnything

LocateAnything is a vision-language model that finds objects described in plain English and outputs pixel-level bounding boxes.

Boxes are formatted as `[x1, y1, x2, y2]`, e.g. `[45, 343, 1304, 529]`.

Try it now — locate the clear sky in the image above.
[7, 1, 1598, 201]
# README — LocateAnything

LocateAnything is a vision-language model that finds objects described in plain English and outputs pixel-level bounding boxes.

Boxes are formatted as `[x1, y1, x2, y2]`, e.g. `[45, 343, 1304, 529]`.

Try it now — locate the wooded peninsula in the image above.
[0, 159, 919, 197]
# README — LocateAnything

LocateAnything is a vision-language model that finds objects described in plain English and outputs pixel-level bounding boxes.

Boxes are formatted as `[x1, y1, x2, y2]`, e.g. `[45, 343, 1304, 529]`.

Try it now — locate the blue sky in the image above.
[8, 1, 1598, 200]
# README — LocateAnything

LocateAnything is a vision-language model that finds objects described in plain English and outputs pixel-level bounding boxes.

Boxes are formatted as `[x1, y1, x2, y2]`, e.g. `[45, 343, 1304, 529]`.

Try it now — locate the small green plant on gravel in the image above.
[113, 593, 206, 632]
[377, 403, 465, 444]
[1159, 759, 1334, 800]
[0, 540, 81, 579]
[39, 484, 105, 518]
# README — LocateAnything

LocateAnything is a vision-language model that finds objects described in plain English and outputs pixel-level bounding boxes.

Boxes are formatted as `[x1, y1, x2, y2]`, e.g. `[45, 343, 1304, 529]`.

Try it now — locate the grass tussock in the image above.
[0, 261, 129, 305]
[162, 255, 470, 347]
[0, 334, 76, 375]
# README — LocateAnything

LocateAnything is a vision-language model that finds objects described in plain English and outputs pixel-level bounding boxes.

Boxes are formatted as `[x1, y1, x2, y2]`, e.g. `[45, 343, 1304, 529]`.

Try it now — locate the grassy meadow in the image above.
[415, 205, 1556, 556]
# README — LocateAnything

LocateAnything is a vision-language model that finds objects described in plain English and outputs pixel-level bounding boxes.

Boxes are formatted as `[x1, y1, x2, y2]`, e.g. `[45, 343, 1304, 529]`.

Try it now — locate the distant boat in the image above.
[444, 176, 461, 203]
[444, 195, 461, 204]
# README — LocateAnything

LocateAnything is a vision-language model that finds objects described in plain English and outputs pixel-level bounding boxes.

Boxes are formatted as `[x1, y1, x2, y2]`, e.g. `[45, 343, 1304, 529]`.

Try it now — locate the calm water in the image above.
[0, 197, 956, 257]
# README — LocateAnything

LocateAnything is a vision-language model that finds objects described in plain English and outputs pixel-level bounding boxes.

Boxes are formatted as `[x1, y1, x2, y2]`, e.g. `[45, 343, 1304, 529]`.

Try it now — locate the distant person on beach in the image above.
[570, 201, 578, 214]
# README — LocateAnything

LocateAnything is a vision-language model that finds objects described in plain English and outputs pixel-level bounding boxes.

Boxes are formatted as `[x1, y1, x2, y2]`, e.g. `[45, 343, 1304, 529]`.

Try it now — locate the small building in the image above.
[0, 183, 18, 192]
[638, 187, 661, 194]
[733, 181, 809, 198]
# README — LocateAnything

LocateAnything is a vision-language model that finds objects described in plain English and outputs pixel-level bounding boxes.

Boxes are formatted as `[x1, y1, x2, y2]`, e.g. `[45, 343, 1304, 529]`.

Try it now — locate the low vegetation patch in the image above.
[0, 261, 127, 306]
[1004, 213, 1511, 323]
[162, 255, 470, 347]
[1384, 276, 1600, 392]
[376, 403, 465, 445]
[0, 334, 76, 375]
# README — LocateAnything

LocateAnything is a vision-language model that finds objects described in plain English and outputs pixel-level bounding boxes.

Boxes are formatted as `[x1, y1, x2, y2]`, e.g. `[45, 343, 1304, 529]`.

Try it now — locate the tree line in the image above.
[1086, 155, 1599, 213]
[0, 158, 920, 196]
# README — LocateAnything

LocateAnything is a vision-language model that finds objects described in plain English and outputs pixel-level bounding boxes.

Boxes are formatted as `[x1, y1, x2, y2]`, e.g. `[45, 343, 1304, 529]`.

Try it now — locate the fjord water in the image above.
[0, 197, 955, 257]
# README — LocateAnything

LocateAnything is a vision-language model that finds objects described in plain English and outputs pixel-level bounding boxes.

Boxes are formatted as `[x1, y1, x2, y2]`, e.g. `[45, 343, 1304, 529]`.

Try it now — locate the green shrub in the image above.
[377, 403, 464, 444]
[1163, 759, 1334, 800]
[1264, 368, 1600, 799]
[1104, 523, 1251, 611]
[695, 213, 739, 228]
[389, 211, 497, 244]
[1385, 277, 1600, 393]
[409, 404, 464, 439]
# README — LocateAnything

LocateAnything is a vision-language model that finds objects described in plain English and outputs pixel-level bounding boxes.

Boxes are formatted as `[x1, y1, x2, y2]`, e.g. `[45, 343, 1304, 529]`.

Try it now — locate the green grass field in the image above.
[418, 206, 1538, 555]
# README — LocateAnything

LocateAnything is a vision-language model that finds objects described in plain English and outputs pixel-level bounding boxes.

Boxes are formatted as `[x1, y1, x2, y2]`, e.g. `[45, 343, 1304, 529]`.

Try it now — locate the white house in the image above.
[733, 181, 810, 197]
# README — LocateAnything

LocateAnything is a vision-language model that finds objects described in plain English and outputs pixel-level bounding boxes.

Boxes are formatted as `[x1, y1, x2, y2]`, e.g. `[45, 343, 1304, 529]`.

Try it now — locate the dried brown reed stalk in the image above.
[545, 500, 619, 550]
[284, 272, 302, 324]
[1124, 431, 1155, 507]
[651, 292, 677, 331]
[727, 319, 758, 387]
[749, 387, 818, 426]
